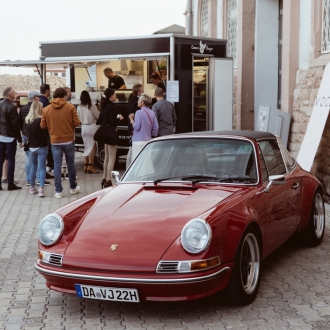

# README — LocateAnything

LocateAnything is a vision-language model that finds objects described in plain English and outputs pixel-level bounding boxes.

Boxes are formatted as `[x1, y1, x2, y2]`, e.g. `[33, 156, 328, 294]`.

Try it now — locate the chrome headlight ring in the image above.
[181, 218, 212, 254]
[38, 213, 64, 246]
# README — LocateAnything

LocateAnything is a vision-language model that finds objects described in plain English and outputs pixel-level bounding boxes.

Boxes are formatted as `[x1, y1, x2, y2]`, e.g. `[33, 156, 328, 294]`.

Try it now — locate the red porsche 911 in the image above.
[35, 131, 325, 305]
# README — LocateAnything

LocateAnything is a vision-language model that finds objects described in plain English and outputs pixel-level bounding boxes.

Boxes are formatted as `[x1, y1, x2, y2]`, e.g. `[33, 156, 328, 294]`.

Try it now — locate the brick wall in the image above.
[289, 65, 330, 198]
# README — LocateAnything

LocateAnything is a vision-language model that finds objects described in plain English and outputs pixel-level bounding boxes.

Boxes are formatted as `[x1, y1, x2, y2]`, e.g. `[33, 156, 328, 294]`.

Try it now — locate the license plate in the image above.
[75, 284, 139, 302]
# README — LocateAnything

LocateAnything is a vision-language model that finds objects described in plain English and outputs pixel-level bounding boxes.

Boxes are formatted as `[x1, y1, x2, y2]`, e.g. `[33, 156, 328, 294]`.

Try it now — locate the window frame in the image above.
[322, 0, 330, 54]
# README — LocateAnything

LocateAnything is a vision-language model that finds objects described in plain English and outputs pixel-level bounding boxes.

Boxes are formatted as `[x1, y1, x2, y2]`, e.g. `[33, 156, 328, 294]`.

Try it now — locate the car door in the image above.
[278, 140, 302, 227]
[258, 139, 299, 255]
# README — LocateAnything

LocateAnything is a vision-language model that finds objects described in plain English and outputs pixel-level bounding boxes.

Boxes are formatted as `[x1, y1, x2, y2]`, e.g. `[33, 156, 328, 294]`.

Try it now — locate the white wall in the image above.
[217, 0, 224, 38]
[254, 0, 279, 128]
[192, 0, 199, 35]
[299, 0, 312, 70]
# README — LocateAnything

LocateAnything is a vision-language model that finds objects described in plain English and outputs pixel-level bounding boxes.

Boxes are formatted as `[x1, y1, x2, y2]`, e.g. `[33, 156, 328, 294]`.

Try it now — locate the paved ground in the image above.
[1, 148, 330, 330]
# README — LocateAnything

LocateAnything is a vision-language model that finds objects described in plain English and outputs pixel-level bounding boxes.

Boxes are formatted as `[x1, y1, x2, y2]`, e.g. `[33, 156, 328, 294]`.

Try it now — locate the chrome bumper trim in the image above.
[34, 262, 230, 284]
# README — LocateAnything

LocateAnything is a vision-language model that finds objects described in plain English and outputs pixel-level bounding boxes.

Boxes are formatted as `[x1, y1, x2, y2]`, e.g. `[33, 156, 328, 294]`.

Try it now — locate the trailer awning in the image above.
[0, 53, 170, 68]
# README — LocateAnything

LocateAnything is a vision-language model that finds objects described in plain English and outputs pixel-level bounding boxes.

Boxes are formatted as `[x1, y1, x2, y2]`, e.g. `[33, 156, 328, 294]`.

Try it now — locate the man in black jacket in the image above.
[39, 84, 50, 108]
[39, 84, 53, 172]
[0, 86, 22, 190]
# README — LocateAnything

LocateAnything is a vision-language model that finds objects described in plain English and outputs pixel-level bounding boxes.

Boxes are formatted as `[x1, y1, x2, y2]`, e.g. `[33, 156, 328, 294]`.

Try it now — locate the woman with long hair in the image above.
[77, 90, 100, 174]
[128, 93, 159, 162]
[24, 101, 49, 197]
[97, 88, 124, 188]
[126, 84, 144, 168]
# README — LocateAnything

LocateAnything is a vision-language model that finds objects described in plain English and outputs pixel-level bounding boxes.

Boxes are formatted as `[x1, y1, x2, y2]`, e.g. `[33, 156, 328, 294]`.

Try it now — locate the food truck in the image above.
[0, 34, 233, 168]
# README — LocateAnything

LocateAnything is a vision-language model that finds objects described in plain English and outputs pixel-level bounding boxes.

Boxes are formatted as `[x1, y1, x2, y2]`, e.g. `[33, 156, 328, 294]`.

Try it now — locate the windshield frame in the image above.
[120, 136, 260, 186]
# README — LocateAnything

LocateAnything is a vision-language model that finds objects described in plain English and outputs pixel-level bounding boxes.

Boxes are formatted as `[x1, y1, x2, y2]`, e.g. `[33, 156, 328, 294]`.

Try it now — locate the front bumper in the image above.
[35, 260, 233, 301]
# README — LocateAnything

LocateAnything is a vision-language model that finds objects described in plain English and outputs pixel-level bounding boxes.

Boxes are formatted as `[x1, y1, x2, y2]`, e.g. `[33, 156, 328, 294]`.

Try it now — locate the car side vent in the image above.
[156, 261, 179, 273]
[49, 253, 63, 266]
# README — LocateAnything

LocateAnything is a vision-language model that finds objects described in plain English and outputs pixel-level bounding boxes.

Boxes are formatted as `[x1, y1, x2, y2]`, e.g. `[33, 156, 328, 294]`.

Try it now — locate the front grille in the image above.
[49, 253, 63, 266]
[156, 261, 179, 273]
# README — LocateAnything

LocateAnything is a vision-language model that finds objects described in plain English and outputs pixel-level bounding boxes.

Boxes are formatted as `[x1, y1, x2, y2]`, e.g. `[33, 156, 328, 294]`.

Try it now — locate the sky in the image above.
[0, 0, 187, 61]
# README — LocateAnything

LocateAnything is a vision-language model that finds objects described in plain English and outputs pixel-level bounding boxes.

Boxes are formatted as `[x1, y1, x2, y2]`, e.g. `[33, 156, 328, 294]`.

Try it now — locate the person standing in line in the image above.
[97, 88, 124, 188]
[126, 84, 144, 168]
[103, 68, 126, 89]
[64, 87, 72, 102]
[40, 87, 80, 198]
[128, 93, 159, 162]
[77, 90, 100, 174]
[19, 90, 51, 186]
[39, 84, 54, 173]
[39, 84, 50, 107]
[0, 87, 22, 191]
[24, 101, 49, 197]
[152, 87, 177, 136]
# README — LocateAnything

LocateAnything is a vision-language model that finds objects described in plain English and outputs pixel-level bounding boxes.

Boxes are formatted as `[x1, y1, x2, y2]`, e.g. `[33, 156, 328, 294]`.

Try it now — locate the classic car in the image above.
[35, 130, 325, 305]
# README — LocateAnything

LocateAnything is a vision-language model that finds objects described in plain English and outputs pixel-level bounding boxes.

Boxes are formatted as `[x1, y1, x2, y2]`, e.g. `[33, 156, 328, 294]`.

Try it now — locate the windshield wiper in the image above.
[154, 176, 182, 184]
[154, 174, 257, 185]
[154, 174, 216, 185]
[217, 176, 257, 183]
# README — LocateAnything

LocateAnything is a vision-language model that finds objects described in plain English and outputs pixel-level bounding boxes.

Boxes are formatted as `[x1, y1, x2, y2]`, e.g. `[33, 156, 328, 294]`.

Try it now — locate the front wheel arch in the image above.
[222, 224, 262, 305]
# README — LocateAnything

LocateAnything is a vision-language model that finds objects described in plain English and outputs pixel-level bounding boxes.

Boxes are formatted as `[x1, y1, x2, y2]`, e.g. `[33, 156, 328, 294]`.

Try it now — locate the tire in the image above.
[94, 146, 121, 170]
[223, 227, 262, 305]
[113, 152, 120, 170]
[94, 145, 105, 170]
[299, 191, 325, 247]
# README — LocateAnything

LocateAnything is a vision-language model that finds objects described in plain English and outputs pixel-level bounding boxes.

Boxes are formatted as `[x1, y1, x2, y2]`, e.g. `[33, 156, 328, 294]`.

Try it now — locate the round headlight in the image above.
[181, 219, 212, 254]
[38, 213, 64, 246]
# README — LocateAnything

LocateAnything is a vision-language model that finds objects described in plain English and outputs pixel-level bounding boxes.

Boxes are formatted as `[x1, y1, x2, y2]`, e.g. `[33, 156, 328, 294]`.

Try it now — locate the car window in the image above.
[19, 96, 29, 107]
[258, 145, 269, 182]
[258, 140, 286, 176]
[122, 138, 258, 184]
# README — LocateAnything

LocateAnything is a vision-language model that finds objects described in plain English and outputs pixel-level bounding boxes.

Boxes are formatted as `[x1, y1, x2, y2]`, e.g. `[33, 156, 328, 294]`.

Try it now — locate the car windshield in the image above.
[122, 138, 258, 184]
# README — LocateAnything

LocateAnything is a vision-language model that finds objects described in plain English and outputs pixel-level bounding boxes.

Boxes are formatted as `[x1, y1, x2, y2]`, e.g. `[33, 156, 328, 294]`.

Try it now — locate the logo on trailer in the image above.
[191, 40, 214, 54]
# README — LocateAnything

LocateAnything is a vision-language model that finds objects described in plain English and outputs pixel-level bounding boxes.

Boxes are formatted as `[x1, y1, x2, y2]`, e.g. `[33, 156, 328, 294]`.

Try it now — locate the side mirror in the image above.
[111, 171, 120, 186]
[263, 174, 286, 193]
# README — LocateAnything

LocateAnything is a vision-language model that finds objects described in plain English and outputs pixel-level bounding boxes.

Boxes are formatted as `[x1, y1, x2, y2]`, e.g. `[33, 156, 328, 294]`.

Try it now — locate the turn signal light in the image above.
[190, 256, 220, 271]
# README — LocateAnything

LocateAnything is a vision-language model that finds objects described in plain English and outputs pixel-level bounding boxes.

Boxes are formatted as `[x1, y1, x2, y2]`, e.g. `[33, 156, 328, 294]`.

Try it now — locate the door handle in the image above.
[292, 183, 300, 189]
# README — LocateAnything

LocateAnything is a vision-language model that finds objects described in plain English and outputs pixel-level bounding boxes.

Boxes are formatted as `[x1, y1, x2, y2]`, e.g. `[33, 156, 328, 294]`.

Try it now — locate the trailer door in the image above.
[209, 58, 233, 131]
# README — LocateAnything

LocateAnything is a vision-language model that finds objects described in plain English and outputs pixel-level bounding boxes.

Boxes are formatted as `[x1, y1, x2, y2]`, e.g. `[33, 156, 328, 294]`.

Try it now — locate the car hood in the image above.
[63, 184, 238, 272]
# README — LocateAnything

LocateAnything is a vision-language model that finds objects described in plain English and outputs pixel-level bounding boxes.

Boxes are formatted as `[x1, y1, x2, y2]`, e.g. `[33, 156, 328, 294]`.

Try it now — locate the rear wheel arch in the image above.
[299, 187, 325, 247]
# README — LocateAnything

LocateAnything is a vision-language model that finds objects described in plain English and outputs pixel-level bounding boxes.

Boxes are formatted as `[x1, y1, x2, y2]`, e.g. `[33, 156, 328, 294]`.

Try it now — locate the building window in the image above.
[227, 0, 238, 68]
[201, 0, 208, 37]
[62, 72, 66, 78]
[322, 0, 330, 53]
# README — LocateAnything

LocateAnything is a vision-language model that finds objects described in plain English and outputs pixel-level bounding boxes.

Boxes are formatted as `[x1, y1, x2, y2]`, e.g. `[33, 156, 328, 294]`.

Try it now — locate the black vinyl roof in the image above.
[179, 130, 277, 141]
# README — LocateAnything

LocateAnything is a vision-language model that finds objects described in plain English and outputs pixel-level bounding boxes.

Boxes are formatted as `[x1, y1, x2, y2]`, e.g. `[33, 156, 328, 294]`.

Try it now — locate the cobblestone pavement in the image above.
[1, 148, 330, 330]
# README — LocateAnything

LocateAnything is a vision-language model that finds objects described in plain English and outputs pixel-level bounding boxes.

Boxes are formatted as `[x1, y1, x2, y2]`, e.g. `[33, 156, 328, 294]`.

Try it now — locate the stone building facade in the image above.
[0, 74, 66, 94]
[185, 0, 330, 198]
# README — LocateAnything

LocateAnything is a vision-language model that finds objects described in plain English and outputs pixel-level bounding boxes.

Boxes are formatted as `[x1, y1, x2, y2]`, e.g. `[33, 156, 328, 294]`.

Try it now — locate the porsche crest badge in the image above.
[110, 244, 118, 251]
